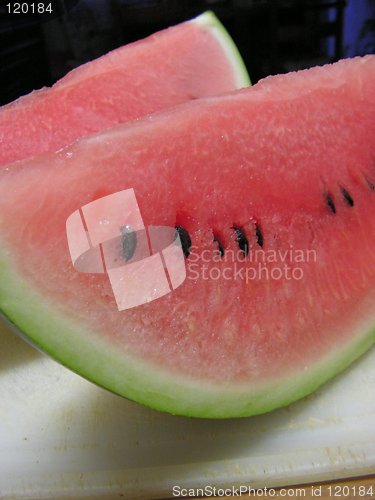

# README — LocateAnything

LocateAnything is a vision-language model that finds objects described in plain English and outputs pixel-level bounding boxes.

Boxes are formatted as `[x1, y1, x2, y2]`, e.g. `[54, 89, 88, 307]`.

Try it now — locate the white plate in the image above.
[0, 320, 374, 499]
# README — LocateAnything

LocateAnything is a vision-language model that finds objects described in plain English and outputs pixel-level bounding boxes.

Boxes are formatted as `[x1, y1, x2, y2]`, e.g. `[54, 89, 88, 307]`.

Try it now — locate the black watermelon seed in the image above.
[175, 225, 191, 258]
[232, 225, 249, 256]
[213, 234, 225, 257]
[121, 225, 137, 261]
[325, 193, 336, 214]
[255, 223, 264, 247]
[341, 187, 354, 207]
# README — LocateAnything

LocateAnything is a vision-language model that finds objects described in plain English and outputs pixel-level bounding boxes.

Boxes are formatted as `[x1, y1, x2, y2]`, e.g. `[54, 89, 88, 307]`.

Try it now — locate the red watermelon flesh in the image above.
[0, 12, 249, 167]
[0, 56, 374, 418]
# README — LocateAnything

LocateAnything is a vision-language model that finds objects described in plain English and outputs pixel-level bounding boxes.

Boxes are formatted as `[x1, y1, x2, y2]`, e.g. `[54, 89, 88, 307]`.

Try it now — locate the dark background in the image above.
[1, 0, 374, 106]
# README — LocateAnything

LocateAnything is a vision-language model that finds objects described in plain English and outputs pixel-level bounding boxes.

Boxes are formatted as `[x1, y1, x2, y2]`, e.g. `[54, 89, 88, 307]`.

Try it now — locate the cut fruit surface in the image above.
[0, 11, 249, 167]
[0, 56, 374, 418]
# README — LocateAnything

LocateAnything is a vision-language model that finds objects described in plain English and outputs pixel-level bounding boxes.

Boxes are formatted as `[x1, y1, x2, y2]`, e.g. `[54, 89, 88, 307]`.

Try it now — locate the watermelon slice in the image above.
[0, 11, 249, 167]
[0, 56, 374, 418]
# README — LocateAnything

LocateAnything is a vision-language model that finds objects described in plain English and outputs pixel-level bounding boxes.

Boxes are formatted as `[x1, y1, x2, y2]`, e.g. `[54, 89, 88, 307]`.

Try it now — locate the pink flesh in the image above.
[0, 56, 374, 384]
[0, 17, 240, 166]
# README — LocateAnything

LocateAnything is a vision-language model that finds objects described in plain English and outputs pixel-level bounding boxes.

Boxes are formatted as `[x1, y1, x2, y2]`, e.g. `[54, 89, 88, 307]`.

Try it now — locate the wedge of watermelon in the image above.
[0, 11, 249, 167]
[0, 56, 374, 418]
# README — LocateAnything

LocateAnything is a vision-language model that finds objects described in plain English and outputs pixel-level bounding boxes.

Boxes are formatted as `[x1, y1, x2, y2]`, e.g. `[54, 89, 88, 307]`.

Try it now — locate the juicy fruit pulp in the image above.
[0, 11, 249, 167]
[0, 56, 374, 418]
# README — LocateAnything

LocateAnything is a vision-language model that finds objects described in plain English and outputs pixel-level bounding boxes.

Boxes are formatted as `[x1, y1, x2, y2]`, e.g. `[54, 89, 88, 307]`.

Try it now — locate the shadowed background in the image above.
[0, 0, 374, 105]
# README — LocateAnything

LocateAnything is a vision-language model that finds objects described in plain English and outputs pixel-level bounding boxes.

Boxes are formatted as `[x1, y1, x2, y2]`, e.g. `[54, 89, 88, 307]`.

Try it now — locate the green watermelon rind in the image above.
[1, 246, 374, 418]
[196, 11, 251, 88]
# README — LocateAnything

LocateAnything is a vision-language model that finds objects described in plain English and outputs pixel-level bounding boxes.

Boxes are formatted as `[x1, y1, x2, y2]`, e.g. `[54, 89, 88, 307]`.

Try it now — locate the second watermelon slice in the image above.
[0, 11, 249, 167]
